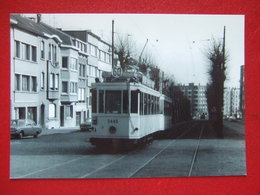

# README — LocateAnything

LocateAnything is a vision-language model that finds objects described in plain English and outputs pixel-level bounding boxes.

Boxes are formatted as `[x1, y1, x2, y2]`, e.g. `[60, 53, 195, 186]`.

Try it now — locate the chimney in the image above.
[37, 14, 41, 23]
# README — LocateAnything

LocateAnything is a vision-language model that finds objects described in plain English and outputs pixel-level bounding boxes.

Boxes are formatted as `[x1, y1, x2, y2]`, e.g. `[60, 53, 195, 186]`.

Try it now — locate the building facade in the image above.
[10, 14, 112, 129]
[179, 83, 208, 119]
[223, 87, 240, 118]
[239, 65, 245, 119]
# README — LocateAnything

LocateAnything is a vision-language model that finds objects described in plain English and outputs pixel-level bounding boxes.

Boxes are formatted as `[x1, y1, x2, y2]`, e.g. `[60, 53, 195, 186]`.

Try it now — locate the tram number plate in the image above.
[107, 119, 118, 124]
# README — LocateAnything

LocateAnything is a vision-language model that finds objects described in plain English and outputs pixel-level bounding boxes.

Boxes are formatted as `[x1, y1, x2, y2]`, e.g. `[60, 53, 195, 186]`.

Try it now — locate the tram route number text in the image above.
[107, 119, 118, 124]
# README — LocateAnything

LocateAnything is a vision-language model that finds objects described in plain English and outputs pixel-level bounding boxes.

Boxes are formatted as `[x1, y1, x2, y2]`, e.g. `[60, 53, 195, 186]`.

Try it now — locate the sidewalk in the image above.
[40, 127, 80, 136]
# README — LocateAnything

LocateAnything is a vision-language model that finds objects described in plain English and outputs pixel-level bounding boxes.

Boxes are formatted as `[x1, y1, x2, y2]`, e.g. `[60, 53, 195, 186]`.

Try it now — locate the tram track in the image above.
[188, 123, 204, 177]
[127, 122, 201, 178]
[13, 122, 204, 179]
[80, 122, 200, 178]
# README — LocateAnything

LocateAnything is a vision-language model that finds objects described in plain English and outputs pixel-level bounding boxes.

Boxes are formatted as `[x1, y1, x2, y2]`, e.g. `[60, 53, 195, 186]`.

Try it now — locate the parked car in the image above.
[80, 119, 92, 131]
[227, 116, 237, 122]
[11, 119, 42, 139]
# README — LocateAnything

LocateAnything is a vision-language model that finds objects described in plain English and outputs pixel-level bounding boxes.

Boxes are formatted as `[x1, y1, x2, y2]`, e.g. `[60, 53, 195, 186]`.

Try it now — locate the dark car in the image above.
[11, 119, 42, 139]
[80, 119, 92, 131]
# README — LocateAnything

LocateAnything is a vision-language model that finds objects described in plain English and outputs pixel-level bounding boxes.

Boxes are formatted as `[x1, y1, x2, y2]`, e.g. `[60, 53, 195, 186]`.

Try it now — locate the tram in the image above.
[89, 69, 173, 148]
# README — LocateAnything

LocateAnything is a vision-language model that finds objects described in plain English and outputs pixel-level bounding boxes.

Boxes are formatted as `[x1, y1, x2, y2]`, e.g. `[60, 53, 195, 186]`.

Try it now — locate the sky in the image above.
[39, 14, 244, 87]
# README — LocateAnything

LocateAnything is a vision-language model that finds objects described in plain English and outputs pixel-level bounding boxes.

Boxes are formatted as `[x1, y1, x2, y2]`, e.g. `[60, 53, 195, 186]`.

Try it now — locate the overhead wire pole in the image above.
[220, 26, 226, 135]
[138, 38, 148, 65]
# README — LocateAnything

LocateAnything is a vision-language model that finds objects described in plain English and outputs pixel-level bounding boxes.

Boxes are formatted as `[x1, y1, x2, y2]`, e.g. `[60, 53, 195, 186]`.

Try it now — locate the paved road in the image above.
[10, 121, 246, 178]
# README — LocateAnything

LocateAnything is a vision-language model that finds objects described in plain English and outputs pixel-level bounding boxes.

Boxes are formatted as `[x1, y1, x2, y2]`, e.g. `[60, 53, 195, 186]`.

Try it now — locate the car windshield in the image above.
[11, 120, 25, 126]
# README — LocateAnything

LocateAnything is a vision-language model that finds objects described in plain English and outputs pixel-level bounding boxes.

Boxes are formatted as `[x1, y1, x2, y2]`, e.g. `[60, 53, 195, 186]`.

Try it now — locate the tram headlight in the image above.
[109, 126, 117, 134]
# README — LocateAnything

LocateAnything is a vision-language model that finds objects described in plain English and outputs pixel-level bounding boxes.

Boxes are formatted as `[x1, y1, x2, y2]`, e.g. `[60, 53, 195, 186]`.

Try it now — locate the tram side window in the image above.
[131, 90, 138, 113]
[140, 92, 143, 115]
[147, 94, 150, 115]
[156, 97, 159, 114]
[149, 95, 151, 114]
[99, 90, 104, 113]
[144, 93, 147, 115]
[92, 89, 97, 113]
[151, 96, 154, 114]
[123, 90, 129, 113]
[105, 91, 121, 114]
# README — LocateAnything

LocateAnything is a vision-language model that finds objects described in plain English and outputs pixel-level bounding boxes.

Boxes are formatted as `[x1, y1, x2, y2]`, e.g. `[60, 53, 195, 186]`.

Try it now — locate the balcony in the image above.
[47, 89, 59, 100]
[61, 93, 78, 103]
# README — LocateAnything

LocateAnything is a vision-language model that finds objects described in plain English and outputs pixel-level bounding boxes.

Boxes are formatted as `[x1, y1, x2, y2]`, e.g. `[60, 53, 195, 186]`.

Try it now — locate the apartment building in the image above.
[63, 30, 112, 126]
[223, 87, 240, 118]
[10, 14, 112, 129]
[10, 14, 62, 129]
[179, 83, 208, 118]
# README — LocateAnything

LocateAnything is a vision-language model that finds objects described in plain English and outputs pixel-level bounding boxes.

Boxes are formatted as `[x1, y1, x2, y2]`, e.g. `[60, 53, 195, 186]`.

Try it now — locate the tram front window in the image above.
[105, 91, 121, 114]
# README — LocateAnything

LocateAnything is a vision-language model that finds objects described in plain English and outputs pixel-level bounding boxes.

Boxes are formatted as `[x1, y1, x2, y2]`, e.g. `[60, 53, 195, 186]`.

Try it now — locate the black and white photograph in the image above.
[10, 14, 245, 179]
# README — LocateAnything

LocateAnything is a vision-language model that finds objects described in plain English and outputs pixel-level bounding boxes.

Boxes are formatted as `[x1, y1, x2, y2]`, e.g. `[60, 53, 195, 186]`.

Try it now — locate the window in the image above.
[71, 58, 77, 71]
[91, 89, 97, 113]
[70, 82, 77, 94]
[78, 88, 85, 102]
[27, 107, 37, 123]
[54, 46, 57, 63]
[22, 75, 30, 91]
[98, 90, 104, 113]
[31, 76, 37, 92]
[95, 67, 98, 77]
[15, 74, 20, 91]
[62, 81, 68, 93]
[105, 91, 121, 114]
[144, 93, 147, 115]
[105, 53, 110, 63]
[17, 107, 26, 119]
[90, 45, 97, 56]
[123, 90, 129, 113]
[49, 73, 54, 89]
[15, 41, 37, 62]
[52, 45, 55, 64]
[15, 41, 20, 58]
[55, 74, 59, 90]
[31, 46, 37, 62]
[79, 64, 86, 77]
[40, 41, 45, 59]
[40, 72, 44, 89]
[140, 92, 143, 115]
[62, 57, 68, 68]
[49, 103, 56, 118]
[88, 65, 91, 76]
[100, 51, 105, 61]
[70, 105, 73, 117]
[48, 44, 51, 60]
[25, 44, 30, 60]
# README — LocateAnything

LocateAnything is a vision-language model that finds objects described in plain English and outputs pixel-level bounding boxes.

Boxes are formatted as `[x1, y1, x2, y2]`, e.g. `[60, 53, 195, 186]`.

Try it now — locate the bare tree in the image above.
[206, 32, 227, 138]
[115, 34, 136, 71]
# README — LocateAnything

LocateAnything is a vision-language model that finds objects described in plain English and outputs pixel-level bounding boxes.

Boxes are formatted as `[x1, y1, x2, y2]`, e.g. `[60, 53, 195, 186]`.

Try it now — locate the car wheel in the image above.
[18, 132, 23, 139]
[33, 132, 39, 138]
